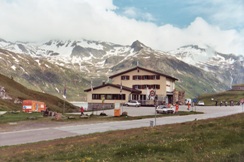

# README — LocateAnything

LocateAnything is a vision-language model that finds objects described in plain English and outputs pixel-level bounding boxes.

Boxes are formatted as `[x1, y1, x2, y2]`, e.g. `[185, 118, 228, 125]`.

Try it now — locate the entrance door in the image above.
[167, 95, 173, 104]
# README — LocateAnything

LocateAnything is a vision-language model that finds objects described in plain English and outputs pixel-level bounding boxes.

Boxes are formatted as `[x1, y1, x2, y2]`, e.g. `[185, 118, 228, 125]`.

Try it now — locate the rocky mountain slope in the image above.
[170, 45, 244, 88]
[0, 38, 243, 100]
[0, 73, 78, 112]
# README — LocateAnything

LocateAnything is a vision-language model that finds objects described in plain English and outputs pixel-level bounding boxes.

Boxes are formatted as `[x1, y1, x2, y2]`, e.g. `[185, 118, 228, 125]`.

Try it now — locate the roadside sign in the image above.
[193, 98, 198, 103]
[150, 90, 156, 96]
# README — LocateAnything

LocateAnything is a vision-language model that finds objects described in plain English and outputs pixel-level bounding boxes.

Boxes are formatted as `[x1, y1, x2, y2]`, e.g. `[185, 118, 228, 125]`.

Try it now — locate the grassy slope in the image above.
[198, 90, 244, 106]
[0, 73, 78, 112]
[0, 113, 243, 161]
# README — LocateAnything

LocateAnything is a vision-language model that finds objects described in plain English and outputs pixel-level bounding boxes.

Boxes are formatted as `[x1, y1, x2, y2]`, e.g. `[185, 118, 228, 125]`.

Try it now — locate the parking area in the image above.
[88, 106, 157, 117]
[77, 105, 243, 117]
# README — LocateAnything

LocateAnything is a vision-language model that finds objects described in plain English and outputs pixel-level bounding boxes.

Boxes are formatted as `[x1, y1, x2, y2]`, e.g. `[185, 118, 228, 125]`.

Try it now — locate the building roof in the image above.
[109, 66, 178, 81]
[84, 83, 142, 94]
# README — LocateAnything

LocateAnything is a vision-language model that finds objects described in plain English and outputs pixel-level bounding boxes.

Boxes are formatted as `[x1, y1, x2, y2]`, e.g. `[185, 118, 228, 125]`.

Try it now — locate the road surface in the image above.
[0, 105, 243, 147]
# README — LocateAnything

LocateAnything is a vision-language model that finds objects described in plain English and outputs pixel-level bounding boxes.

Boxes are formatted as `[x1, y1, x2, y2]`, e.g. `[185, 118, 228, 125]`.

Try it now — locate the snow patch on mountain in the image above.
[11, 65, 16, 71]
[170, 45, 212, 66]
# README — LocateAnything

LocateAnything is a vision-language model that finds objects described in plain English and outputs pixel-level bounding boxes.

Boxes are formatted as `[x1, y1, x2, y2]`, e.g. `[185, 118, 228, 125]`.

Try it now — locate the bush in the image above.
[100, 112, 107, 116]
[121, 111, 128, 116]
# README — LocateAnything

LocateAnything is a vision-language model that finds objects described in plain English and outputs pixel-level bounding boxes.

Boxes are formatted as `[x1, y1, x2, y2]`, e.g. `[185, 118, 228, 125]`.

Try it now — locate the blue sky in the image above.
[114, 0, 243, 30]
[0, 0, 243, 55]
[114, 0, 197, 27]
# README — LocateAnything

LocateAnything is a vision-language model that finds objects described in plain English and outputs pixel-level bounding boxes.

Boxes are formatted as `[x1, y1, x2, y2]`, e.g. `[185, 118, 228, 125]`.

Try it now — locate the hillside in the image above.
[0, 73, 78, 112]
[0, 48, 91, 101]
[198, 90, 244, 106]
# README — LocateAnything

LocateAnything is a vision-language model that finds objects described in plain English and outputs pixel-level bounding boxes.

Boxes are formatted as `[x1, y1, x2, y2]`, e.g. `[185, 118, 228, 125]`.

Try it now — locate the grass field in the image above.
[198, 90, 244, 106]
[0, 111, 202, 124]
[0, 112, 243, 161]
[0, 112, 44, 124]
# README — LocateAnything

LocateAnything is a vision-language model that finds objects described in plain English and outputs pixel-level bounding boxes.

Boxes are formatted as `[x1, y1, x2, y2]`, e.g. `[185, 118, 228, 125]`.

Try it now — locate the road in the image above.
[0, 105, 243, 147]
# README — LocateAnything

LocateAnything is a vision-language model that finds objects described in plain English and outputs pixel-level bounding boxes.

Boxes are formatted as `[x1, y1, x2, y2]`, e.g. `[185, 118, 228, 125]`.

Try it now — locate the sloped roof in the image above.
[109, 66, 178, 81]
[84, 83, 142, 94]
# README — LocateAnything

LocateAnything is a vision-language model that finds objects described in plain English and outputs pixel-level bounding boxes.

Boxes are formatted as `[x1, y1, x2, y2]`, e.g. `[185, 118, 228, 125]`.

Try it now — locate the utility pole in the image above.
[154, 95, 158, 126]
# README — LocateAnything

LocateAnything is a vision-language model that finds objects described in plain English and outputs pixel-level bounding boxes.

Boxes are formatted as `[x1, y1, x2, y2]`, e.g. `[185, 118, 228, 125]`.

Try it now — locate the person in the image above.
[80, 106, 84, 115]
[175, 102, 179, 113]
[43, 107, 49, 116]
[215, 101, 218, 106]
[187, 101, 190, 110]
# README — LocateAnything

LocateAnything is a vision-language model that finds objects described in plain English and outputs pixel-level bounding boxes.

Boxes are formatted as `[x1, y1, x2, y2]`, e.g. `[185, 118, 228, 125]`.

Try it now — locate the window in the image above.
[106, 94, 112, 100]
[92, 94, 125, 100]
[133, 85, 139, 89]
[133, 75, 160, 80]
[121, 75, 130, 80]
[92, 94, 101, 100]
[142, 85, 146, 89]
[133, 75, 142, 80]
[156, 85, 160, 89]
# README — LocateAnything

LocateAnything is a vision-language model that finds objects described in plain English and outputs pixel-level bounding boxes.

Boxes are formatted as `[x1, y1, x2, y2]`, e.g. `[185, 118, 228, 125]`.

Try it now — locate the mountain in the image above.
[0, 38, 243, 100]
[170, 45, 244, 88]
[0, 48, 91, 101]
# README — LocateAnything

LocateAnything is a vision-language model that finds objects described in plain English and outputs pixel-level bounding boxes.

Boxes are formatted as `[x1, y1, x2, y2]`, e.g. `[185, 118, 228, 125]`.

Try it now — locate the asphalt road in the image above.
[0, 105, 243, 147]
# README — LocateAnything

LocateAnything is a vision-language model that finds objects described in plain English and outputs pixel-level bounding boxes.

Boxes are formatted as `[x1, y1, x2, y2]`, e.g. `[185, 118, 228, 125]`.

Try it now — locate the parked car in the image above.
[156, 104, 175, 114]
[125, 100, 141, 107]
[197, 101, 205, 106]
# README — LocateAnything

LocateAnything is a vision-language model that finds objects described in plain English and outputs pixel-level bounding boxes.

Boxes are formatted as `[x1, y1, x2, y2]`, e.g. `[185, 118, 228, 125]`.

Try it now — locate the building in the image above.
[84, 66, 178, 108]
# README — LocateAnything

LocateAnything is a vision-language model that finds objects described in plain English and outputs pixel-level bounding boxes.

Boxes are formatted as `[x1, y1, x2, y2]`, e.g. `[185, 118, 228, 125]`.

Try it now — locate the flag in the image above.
[91, 80, 93, 91]
[146, 86, 149, 100]
[63, 85, 67, 99]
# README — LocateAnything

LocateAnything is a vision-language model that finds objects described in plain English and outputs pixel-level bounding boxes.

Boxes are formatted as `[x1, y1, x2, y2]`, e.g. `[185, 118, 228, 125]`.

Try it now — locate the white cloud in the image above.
[186, 0, 244, 29]
[0, 0, 243, 55]
[122, 7, 156, 22]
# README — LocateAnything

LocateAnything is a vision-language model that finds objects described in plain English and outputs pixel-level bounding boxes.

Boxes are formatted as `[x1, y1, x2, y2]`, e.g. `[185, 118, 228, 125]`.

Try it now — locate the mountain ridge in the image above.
[0, 38, 243, 100]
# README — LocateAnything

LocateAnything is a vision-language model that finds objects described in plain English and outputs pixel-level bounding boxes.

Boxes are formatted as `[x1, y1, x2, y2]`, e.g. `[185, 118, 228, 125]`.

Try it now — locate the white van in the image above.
[185, 98, 192, 105]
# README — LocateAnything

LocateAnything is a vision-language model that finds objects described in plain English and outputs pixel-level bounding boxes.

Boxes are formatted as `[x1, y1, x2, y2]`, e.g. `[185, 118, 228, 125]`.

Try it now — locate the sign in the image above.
[193, 98, 198, 103]
[150, 90, 156, 96]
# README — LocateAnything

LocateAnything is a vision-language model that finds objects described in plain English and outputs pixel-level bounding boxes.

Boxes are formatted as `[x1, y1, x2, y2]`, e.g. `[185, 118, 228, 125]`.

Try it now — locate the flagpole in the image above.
[120, 80, 123, 113]
[91, 79, 93, 92]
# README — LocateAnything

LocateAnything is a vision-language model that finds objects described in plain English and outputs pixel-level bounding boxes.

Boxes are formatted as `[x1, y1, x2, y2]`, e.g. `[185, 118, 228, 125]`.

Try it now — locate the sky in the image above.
[0, 0, 243, 55]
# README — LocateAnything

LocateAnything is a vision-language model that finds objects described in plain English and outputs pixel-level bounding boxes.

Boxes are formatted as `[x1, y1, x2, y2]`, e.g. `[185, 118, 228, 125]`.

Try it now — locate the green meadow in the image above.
[0, 112, 243, 162]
